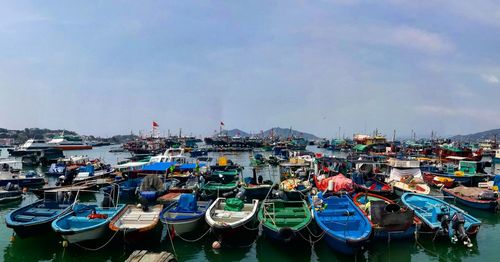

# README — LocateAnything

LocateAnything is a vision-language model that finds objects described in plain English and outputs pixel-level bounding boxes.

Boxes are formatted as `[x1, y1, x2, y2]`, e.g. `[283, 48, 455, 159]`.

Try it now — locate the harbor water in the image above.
[0, 146, 496, 262]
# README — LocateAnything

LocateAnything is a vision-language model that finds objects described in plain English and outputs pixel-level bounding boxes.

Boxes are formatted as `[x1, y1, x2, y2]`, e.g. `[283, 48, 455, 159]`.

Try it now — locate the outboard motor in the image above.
[451, 212, 473, 247]
[437, 206, 451, 236]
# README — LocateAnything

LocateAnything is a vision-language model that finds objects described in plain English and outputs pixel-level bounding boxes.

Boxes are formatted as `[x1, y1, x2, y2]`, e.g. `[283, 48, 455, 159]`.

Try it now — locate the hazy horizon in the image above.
[1, 1, 499, 138]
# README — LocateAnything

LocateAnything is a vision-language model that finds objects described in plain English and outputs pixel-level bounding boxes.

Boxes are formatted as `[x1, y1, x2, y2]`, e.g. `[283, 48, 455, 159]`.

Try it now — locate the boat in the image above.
[5, 199, 72, 238]
[258, 199, 312, 243]
[250, 153, 266, 167]
[109, 204, 163, 246]
[442, 186, 499, 211]
[0, 183, 23, 203]
[241, 179, 273, 201]
[422, 172, 455, 188]
[279, 178, 312, 200]
[205, 197, 259, 247]
[0, 170, 45, 187]
[387, 162, 430, 196]
[0, 159, 22, 173]
[138, 175, 167, 203]
[313, 174, 354, 194]
[102, 178, 142, 201]
[7, 139, 53, 156]
[167, 177, 199, 194]
[352, 192, 419, 240]
[201, 179, 239, 200]
[51, 203, 126, 244]
[401, 193, 481, 247]
[47, 135, 92, 150]
[309, 193, 372, 254]
[160, 193, 212, 237]
[352, 173, 392, 196]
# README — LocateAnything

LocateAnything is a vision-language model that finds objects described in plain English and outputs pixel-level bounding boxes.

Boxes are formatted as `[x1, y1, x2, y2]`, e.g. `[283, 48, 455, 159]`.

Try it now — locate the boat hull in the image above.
[210, 222, 259, 247]
[119, 224, 163, 246]
[261, 224, 307, 243]
[55, 145, 93, 151]
[442, 189, 498, 211]
[0, 178, 45, 187]
[166, 216, 205, 236]
[60, 224, 110, 243]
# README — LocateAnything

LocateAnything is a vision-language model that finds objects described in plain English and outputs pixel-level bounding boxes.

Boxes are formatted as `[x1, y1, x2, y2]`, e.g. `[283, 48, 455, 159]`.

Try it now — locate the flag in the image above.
[153, 121, 159, 127]
[220, 121, 225, 126]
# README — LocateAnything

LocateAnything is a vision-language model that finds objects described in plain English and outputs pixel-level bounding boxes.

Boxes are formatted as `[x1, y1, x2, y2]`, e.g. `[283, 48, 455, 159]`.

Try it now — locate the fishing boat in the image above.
[387, 162, 430, 196]
[352, 192, 419, 240]
[0, 170, 46, 188]
[279, 178, 311, 200]
[31, 179, 112, 200]
[258, 199, 312, 243]
[5, 199, 72, 238]
[47, 135, 92, 150]
[51, 203, 126, 244]
[201, 180, 239, 200]
[205, 198, 259, 247]
[310, 193, 372, 254]
[442, 186, 499, 211]
[352, 173, 392, 196]
[422, 172, 455, 188]
[109, 204, 163, 246]
[313, 174, 354, 194]
[160, 194, 212, 237]
[242, 181, 273, 201]
[102, 178, 142, 201]
[391, 180, 431, 196]
[250, 153, 266, 167]
[401, 193, 481, 247]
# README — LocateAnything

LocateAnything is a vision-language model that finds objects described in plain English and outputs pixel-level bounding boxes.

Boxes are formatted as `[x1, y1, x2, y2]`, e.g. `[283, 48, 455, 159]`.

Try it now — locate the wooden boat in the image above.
[279, 178, 311, 200]
[51, 203, 126, 244]
[352, 173, 392, 196]
[401, 193, 481, 247]
[352, 193, 419, 240]
[442, 186, 499, 211]
[258, 199, 312, 243]
[205, 198, 259, 247]
[390, 180, 430, 196]
[6, 199, 72, 238]
[160, 194, 212, 237]
[201, 180, 239, 199]
[0, 183, 23, 203]
[109, 204, 163, 246]
[423, 172, 455, 188]
[310, 193, 371, 254]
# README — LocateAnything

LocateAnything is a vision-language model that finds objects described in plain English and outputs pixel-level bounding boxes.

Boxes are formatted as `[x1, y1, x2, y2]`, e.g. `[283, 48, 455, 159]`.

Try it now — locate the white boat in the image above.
[109, 204, 163, 245]
[149, 148, 188, 164]
[205, 198, 259, 247]
[17, 139, 52, 150]
[387, 160, 430, 196]
[47, 135, 92, 150]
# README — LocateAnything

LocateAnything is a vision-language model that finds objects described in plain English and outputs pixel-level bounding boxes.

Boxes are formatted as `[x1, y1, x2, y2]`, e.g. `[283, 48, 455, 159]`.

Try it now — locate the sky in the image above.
[1, 1, 500, 138]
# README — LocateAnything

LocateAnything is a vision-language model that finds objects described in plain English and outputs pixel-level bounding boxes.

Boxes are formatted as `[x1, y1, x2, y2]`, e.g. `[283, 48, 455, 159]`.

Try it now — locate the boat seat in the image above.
[317, 209, 356, 217]
[214, 210, 248, 219]
[274, 217, 305, 225]
[15, 215, 35, 222]
[24, 208, 57, 217]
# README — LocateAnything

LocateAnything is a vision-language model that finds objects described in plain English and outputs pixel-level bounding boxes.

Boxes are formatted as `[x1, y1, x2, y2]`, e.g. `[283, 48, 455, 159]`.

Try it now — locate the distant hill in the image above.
[450, 128, 500, 142]
[218, 127, 320, 140]
[0, 128, 78, 143]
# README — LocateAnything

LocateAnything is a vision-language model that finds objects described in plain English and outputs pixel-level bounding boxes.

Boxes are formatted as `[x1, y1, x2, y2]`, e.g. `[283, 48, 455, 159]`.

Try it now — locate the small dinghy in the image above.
[109, 204, 163, 246]
[388, 165, 430, 196]
[51, 203, 126, 244]
[160, 194, 212, 237]
[310, 193, 371, 254]
[442, 186, 499, 211]
[201, 180, 239, 200]
[423, 172, 455, 188]
[391, 180, 430, 196]
[205, 198, 259, 247]
[258, 199, 312, 243]
[6, 199, 72, 238]
[279, 178, 311, 200]
[352, 192, 419, 240]
[352, 173, 392, 196]
[401, 193, 481, 247]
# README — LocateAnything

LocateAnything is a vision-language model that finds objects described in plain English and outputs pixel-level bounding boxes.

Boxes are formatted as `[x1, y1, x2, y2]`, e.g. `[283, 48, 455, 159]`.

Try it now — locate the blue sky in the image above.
[1, 1, 499, 138]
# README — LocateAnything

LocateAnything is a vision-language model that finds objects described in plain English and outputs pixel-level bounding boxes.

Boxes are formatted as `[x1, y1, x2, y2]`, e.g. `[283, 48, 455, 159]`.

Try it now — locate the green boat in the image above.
[258, 199, 312, 243]
[201, 180, 239, 199]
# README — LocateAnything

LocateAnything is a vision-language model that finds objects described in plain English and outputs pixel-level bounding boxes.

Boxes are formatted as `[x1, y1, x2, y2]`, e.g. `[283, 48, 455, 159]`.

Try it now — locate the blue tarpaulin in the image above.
[141, 162, 176, 172]
[179, 163, 206, 170]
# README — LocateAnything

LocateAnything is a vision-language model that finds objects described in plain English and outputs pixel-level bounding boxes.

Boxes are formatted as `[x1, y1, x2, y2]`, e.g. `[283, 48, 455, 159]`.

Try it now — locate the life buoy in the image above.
[88, 213, 108, 219]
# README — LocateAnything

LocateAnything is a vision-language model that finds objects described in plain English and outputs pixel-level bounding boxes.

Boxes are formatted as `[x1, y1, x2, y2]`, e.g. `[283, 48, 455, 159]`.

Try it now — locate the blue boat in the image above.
[310, 193, 372, 254]
[352, 173, 392, 197]
[51, 203, 126, 244]
[442, 186, 499, 211]
[160, 194, 212, 237]
[401, 193, 481, 247]
[102, 178, 143, 201]
[0, 171, 45, 187]
[5, 199, 72, 238]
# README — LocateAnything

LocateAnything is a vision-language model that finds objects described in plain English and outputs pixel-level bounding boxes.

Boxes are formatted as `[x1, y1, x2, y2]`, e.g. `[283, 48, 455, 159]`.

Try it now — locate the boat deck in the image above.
[116, 206, 161, 229]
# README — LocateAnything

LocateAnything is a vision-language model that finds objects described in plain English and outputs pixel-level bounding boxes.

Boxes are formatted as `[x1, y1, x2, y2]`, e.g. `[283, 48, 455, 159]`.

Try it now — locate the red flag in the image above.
[220, 121, 225, 126]
[153, 121, 159, 127]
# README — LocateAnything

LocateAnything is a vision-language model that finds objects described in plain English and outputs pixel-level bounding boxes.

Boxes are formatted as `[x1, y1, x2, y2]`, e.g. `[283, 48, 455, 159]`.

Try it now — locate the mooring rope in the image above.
[73, 229, 120, 251]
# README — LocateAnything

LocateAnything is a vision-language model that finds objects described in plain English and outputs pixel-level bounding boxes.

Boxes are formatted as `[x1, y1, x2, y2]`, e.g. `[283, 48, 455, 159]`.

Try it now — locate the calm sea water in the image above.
[0, 146, 496, 262]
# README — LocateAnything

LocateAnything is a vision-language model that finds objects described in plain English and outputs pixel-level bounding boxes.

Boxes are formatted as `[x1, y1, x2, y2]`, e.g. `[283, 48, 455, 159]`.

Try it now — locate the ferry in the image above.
[47, 135, 92, 150]
[8, 139, 52, 156]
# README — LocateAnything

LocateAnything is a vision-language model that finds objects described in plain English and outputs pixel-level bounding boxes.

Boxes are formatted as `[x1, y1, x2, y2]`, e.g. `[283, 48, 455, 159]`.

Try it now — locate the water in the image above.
[0, 146, 497, 261]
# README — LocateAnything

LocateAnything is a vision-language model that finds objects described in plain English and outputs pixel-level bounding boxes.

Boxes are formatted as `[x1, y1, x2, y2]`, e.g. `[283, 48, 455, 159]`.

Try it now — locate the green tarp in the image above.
[224, 198, 244, 211]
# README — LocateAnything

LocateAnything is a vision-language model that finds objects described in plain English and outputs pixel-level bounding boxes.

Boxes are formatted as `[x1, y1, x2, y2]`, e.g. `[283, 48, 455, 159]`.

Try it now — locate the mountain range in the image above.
[219, 127, 320, 140]
[450, 128, 500, 142]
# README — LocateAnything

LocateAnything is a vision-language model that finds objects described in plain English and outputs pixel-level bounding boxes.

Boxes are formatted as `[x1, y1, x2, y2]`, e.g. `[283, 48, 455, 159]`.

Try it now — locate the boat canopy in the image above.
[141, 162, 176, 171]
[179, 163, 206, 170]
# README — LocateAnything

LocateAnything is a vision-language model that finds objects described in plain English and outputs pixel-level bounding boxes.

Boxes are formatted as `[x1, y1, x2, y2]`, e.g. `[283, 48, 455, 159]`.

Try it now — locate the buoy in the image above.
[10, 234, 15, 242]
[62, 240, 68, 248]
[212, 241, 221, 249]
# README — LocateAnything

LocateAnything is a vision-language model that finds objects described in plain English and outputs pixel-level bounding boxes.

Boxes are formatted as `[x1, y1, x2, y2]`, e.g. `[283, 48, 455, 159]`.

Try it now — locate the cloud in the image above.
[481, 74, 500, 84]
[387, 26, 454, 54]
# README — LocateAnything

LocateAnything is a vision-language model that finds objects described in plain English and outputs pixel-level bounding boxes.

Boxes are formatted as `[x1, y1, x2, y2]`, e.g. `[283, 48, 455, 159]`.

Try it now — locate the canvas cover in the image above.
[224, 198, 244, 211]
[140, 175, 164, 191]
[175, 194, 197, 212]
[389, 168, 422, 181]
[317, 174, 353, 192]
